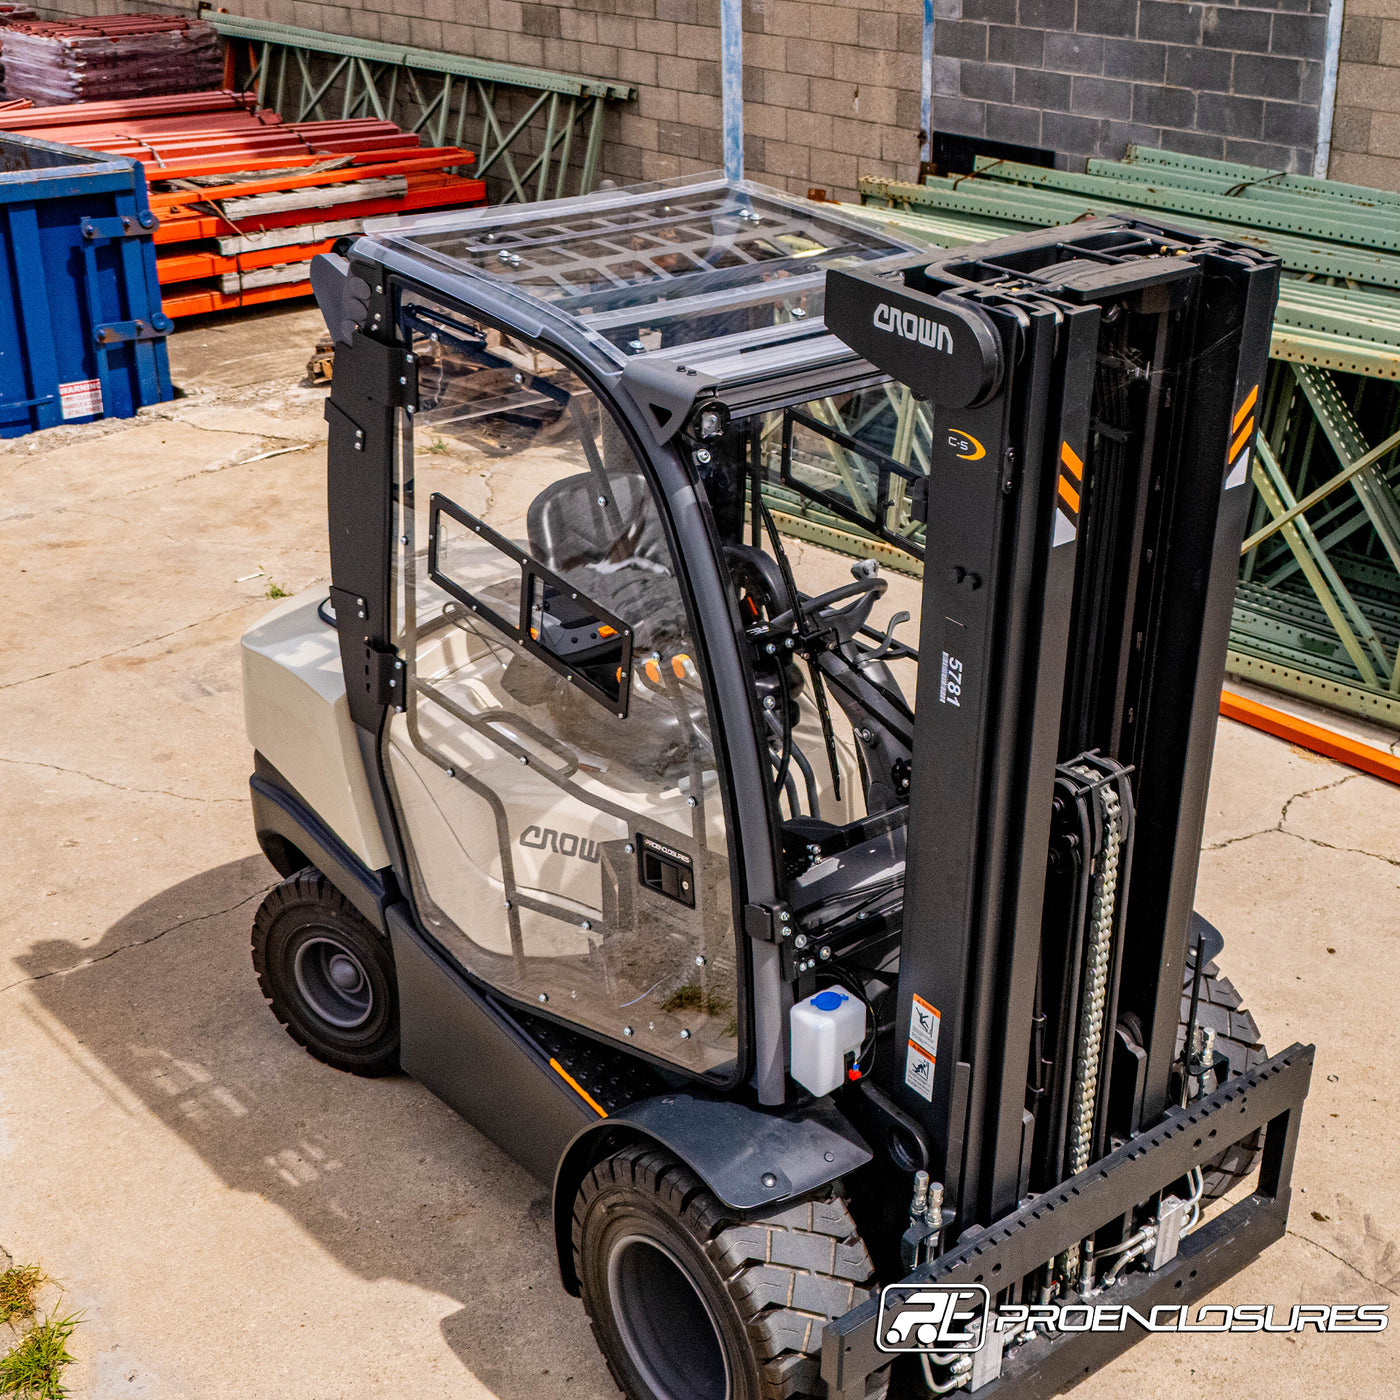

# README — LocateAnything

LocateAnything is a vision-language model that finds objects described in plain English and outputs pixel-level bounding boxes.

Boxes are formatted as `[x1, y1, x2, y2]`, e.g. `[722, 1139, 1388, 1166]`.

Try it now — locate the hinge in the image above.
[742, 901, 791, 942]
[81, 213, 158, 240]
[95, 315, 172, 345]
[339, 331, 418, 411]
[369, 645, 407, 711]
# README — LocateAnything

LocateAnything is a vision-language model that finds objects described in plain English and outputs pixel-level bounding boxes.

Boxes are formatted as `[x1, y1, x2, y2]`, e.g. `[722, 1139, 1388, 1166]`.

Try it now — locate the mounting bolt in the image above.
[445, 767, 456, 778]
[624, 843, 635, 854]
[694, 448, 712, 464]
[687, 796, 697, 807]
[503, 899, 512, 910]
[695, 955, 707, 966]
[519, 755, 529, 765]
[795, 934, 809, 949]
[779, 910, 791, 923]
[538, 993, 548, 1003]
[680, 1029, 691, 1039]
[761, 1172, 777, 1188]
[623, 1026, 634, 1037]
[819, 946, 832, 961]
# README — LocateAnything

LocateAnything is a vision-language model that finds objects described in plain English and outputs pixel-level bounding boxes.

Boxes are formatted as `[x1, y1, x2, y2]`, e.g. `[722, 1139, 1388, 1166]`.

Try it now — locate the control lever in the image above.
[866, 610, 911, 662]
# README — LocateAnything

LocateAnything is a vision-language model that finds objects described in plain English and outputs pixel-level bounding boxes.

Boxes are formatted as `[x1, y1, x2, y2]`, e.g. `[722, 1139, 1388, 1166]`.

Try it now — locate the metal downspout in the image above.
[722, 0, 743, 182]
[1313, 0, 1345, 177]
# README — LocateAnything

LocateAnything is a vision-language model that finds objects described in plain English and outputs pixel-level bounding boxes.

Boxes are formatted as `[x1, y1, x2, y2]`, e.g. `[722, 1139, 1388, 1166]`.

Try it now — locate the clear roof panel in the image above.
[370, 174, 923, 362]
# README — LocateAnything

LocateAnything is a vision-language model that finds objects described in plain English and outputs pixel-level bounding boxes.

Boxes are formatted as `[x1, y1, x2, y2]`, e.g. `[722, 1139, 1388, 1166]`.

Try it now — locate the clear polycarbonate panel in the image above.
[384, 293, 739, 1079]
[372, 174, 920, 358]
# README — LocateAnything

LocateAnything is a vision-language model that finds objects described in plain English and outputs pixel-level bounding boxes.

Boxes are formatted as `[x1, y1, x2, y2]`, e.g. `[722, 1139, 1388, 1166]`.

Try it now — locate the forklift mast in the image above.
[825, 219, 1279, 1233]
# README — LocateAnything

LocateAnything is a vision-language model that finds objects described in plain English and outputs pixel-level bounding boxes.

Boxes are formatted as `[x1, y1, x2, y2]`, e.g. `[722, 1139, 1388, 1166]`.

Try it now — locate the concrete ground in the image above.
[0, 302, 1397, 1399]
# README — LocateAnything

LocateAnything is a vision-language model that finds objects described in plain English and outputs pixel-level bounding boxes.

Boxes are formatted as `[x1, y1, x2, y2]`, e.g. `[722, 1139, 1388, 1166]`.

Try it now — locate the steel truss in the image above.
[201, 10, 635, 204]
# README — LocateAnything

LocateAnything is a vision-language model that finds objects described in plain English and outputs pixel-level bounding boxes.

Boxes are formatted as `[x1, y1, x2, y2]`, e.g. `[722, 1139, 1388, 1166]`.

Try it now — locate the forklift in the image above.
[241, 176, 1313, 1399]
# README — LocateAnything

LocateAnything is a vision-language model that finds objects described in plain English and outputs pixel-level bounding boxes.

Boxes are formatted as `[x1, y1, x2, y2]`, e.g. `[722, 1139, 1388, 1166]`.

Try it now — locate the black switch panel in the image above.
[637, 833, 696, 908]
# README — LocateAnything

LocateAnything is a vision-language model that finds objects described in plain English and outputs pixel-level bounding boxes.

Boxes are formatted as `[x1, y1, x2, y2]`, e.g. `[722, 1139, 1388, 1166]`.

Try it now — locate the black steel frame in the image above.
[822, 1041, 1313, 1399]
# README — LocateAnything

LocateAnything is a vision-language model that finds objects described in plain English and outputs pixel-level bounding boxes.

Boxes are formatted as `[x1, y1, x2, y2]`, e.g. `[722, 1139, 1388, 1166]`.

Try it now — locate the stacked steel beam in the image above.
[1, 90, 486, 317]
[0, 15, 221, 104]
[850, 152, 1400, 726]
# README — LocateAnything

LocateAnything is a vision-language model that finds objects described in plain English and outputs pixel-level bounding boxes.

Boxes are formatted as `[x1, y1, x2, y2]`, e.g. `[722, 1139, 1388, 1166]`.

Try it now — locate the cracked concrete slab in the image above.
[2, 300, 1398, 1398]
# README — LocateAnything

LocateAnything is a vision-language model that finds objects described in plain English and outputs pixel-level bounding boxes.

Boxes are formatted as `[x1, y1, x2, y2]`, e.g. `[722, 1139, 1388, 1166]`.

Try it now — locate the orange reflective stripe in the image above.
[549, 1058, 607, 1116]
[1060, 440, 1083, 480]
[1229, 417, 1254, 462]
[1232, 383, 1259, 432]
[1058, 475, 1080, 512]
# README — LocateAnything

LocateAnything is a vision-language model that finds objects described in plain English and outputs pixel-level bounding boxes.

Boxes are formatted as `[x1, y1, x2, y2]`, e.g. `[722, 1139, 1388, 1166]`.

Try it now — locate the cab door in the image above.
[382, 295, 740, 1079]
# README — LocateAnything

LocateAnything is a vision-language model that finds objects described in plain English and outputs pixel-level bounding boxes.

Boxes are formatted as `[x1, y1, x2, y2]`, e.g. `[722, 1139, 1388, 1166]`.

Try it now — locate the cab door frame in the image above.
[322, 252, 787, 1101]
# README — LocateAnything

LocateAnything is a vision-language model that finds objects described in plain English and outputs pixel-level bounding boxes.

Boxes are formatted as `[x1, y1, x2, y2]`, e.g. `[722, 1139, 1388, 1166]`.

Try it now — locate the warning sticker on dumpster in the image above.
[904, 1042, 936, 1100]
[909, 993, 940, 1058]
[60, 378, 102, 420]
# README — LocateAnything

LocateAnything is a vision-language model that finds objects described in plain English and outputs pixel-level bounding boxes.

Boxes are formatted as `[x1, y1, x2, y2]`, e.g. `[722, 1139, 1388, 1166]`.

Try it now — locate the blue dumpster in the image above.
[0, 130, 172, 436]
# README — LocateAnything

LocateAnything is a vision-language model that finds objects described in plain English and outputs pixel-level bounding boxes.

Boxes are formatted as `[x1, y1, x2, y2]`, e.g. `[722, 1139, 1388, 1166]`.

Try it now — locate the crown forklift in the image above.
[241, 176, 1312, 1400]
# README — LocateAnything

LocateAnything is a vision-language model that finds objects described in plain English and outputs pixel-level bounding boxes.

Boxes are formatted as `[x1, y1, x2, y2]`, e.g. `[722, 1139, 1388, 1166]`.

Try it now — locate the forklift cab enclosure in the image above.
[242, 176, 1313, 1400]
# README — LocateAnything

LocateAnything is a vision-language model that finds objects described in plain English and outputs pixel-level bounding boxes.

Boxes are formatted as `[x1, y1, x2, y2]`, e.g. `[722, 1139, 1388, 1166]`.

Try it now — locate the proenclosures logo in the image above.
[877, 1284, 1388, 1353]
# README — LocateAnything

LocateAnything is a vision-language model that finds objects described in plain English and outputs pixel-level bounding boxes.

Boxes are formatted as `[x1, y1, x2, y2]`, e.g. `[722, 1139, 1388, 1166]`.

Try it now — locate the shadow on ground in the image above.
[16, 856, 609, 1398]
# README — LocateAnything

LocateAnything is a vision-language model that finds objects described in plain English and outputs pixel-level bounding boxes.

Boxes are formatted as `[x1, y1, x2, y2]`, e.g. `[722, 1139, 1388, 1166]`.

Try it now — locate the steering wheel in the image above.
[768, 571, 888, 644]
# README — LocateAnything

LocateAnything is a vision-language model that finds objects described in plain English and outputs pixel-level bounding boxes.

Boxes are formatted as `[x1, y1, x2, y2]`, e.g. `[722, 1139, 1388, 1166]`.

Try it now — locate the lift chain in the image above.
[1059, 772, 1123, 1288]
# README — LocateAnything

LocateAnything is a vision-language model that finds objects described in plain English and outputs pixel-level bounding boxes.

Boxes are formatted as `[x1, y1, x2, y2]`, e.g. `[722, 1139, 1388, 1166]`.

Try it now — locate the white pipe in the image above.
[1313, 0, 1345, 178]
[721, 0, 743, 182]
[921, 0, 933, 167]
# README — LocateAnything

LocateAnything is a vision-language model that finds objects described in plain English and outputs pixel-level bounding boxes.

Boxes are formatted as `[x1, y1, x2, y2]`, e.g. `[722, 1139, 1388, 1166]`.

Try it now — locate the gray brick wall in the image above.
[31, 0, 922, 204]
[933, 0, 1330, 172]
[30, 0, 1346, 191]
[1330, 0, 1400, 192]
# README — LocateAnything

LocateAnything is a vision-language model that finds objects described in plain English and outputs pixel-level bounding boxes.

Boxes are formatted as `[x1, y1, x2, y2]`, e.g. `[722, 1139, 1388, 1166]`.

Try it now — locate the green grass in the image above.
[424, 437, 449, 454]
[0, 1269, 42, 1328]
[265, 580, 290, 599]
[0, 1311, 80, 1399]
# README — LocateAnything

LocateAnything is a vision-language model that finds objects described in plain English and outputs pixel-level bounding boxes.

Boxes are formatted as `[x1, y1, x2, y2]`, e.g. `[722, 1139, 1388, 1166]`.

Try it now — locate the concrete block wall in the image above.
[29, 0, 1381, 192]
[933, 0, 1331, 173]
[1331, 0, 1400, 190]
[39, 0, 923, 203]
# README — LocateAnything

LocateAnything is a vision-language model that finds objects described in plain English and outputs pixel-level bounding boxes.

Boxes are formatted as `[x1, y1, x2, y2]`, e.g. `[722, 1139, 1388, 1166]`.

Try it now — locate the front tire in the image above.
[252, 870, 400, 1076]
[573, 1144, 887, 1400]
[1177, 950, 1265, 1199]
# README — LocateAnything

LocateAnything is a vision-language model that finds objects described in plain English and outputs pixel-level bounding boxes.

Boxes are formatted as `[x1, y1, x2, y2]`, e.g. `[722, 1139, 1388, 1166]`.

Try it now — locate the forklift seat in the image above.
[526, 470, 671, 576]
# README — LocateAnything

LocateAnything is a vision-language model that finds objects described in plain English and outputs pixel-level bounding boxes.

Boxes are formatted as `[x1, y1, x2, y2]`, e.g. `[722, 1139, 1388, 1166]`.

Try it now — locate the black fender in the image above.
[552, 1093, 872, 1294]
[250, 756, 394, 933]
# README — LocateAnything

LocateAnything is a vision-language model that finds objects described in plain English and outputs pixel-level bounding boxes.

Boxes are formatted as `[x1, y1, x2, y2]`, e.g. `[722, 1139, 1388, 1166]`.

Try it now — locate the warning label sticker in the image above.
[59, 378, 102, 421]
[904, 1042, 936, 1101]
[910, 993, 940, 1059]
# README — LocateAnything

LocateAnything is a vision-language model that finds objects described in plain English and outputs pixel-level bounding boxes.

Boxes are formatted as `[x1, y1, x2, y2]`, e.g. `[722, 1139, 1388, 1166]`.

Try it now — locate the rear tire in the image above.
[252, 870, 400, 1076]
[1177, 952, 1265, 1199]
[573, 1144, 888, 1400]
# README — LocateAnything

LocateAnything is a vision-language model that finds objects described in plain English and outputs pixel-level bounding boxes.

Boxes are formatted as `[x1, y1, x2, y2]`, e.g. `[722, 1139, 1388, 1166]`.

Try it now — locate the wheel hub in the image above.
[606, 1234, 730, 1400]
[293, 934, 373, 1030]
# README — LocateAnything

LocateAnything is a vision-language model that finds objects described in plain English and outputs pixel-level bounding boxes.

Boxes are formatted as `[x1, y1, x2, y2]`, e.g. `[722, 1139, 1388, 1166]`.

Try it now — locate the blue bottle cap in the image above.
[811, 990, 846, 1011]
